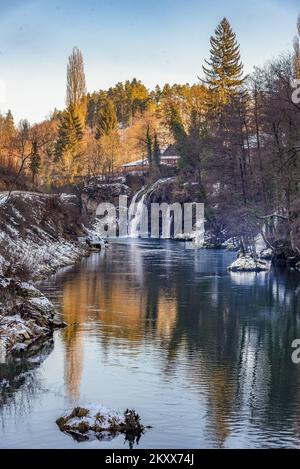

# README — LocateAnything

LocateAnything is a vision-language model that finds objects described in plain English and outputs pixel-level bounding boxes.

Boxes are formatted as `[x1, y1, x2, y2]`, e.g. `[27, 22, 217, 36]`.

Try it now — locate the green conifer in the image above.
[96, 99, 118, 139]
[153, 132, 161, 168]
[30, 140, 41, 183]
[202, 18, 244, 105]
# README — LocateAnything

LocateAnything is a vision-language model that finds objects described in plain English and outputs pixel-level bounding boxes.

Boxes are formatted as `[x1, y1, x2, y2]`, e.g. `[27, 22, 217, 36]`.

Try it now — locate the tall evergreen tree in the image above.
[30, 140, 41, 184]
[55, 106, 83, 161]
[3, 110, 15, 150]
[202, 18, 244, 105]
[168, 105, 187, 161]
[96, 99, 118, 139]
[4, 110, 15, 135]
[153, 132, 161, 167]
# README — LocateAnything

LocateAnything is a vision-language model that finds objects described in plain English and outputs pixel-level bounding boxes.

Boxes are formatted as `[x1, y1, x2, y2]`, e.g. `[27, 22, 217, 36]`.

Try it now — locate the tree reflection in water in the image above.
[0, 340, 54, 426]
[32, 241, 300, 447]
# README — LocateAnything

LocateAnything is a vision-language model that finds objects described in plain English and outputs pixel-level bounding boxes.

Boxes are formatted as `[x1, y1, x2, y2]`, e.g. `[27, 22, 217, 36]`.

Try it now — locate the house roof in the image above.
[160, 155, 180, 160]
[122, 156, 180, 168]
[122, 159, 148, 168]
[162, 144, 179, 157]
[122, 147, 180, 168]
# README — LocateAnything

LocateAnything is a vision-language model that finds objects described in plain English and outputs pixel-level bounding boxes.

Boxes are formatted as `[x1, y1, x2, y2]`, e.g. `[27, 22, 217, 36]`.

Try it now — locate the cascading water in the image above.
[128, 178, 177, 239]
[128, 188, 147, 238]
[161, 207, 172, 239]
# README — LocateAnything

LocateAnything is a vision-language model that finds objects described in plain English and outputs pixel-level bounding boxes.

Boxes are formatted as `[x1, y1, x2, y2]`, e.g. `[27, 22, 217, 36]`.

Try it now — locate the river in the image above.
[1, 240, 300, 448]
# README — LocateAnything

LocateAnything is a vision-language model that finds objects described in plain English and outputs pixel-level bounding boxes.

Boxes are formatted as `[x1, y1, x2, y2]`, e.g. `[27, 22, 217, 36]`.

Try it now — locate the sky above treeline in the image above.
[0, 0, 299, 123]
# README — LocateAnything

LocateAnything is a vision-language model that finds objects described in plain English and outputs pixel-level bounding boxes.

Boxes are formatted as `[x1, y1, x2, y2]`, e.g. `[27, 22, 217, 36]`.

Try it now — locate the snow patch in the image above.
[228, 255, 270, 272]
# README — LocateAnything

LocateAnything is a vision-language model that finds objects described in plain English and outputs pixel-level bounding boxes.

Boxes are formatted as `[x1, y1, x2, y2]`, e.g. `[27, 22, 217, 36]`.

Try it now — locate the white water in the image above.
[128, 188, 147, 238]
[161, 208, 172, 239]
[128, 178, 177, 239]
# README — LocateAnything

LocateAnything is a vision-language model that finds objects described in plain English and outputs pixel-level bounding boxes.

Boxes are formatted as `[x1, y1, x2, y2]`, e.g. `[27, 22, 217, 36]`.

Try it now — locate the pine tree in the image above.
[153, 132, 161, 167]
[96, 99, 118, 139]
[151, 85, 162, 105]
[168, 105, 187, 159]
[4, 110, 15, 135]
[3, 110, 15, 150]
[30, 140, 41, 184]
[55, 106, 83, 161]
[202, 18, 245, 105]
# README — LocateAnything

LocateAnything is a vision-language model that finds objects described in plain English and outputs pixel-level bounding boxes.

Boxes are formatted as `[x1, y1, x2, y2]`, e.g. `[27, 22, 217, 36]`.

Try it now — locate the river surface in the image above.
[1, 240, 300, 448]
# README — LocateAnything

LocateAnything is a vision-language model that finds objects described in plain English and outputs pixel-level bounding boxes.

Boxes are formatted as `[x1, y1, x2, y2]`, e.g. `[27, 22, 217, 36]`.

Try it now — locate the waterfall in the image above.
[161, 208, 172, 239]
[128, 178, 177, 239]
[128, 188, 147, 238]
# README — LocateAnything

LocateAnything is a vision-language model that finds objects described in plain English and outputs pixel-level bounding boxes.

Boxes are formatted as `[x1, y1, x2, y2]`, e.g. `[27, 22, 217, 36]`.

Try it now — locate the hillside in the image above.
[0, 191, 88, 357]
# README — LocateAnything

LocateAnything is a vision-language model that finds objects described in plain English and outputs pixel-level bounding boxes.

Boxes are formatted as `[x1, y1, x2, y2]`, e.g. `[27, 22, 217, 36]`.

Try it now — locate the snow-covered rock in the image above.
[259, 248, 273, 260]
[225, 242, 237, 251]
[228, 255, 270, 272]
[0, 191, 91, 358]
[0, 276, 65, 356]
[0, 191, 87, 279]
[56, 406, 145, 443]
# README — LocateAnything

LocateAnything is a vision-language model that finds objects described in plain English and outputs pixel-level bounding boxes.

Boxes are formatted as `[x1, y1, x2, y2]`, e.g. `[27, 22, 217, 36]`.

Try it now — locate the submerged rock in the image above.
[56, 406, 146, 445]
[228, 256, 270, 272]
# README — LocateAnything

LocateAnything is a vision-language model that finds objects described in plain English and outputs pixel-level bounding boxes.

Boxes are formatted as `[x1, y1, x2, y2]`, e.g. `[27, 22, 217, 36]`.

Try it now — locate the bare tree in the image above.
[4, 121, 54, 202]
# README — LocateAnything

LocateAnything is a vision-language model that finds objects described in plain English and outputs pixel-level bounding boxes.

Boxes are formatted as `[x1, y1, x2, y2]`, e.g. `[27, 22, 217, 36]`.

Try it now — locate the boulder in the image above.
[259, 248, 273, 260]
[225, 243, 238, 251]
[56, 406, 146, 444]
[228, 255, 270, 272]
[0, 276, 66, 355]
[81, 180, 132, 216]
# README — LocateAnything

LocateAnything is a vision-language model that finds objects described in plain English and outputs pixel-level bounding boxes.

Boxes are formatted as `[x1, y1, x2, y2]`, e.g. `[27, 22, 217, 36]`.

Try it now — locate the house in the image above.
[122, 158, 149, 174]
[160, 144, 180, 166]
[122, 145, 180, 174]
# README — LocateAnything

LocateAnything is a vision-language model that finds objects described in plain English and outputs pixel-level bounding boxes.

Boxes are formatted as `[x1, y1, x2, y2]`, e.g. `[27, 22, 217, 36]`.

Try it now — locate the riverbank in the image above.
[0, 191, 90, 357]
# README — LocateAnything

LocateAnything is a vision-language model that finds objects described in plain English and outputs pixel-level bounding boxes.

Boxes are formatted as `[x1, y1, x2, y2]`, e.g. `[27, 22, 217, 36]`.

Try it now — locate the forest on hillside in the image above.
[0, 16, 300, 255]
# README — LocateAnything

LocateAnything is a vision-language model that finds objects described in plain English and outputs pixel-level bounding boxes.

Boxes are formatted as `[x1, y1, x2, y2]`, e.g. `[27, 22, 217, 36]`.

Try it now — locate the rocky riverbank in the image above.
[0, 191, 91, 357]
[0, 278, 65, 359]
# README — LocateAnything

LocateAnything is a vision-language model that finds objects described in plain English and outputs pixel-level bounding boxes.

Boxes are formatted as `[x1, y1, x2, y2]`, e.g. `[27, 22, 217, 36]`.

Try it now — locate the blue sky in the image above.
[0, 0, 299, 123]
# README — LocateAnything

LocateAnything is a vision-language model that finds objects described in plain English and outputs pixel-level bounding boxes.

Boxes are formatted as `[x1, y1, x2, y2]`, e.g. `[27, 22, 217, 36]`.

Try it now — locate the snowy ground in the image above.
[0, 191, 86, 278]
[0, 191, 89, 357]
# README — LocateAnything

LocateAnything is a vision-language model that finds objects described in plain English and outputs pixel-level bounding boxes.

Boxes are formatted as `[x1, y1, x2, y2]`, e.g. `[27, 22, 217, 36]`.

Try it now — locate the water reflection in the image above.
[0, 340, 53, 423]
[2, 240, 300, 448]
[39, 241, 300, 447]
